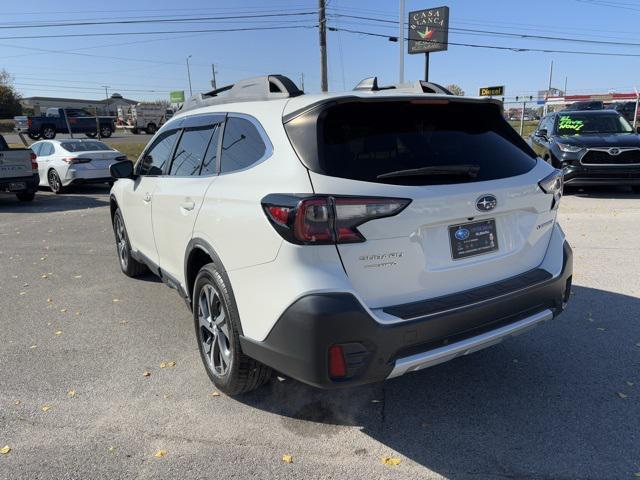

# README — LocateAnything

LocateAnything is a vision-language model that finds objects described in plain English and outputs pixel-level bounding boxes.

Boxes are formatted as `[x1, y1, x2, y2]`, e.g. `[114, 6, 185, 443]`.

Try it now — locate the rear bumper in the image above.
[0, 174, 39, 193]
[240, 241, 573, 389]
[563, 164, 640, 186]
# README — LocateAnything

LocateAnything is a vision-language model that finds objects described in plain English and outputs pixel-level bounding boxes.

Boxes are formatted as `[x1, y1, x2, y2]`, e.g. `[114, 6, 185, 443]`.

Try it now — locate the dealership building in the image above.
[19, 93, 138, 116]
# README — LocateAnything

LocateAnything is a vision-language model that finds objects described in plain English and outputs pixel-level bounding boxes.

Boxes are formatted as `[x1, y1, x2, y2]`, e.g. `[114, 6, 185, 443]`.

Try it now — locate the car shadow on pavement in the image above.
[0, 185, 110, 212]
[566, 185, 640, 198]
[238, 285, 640, 479]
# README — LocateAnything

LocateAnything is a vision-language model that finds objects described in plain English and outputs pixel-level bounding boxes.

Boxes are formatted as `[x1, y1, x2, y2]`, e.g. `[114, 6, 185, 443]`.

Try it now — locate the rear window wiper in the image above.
[377, 164, 480, 180]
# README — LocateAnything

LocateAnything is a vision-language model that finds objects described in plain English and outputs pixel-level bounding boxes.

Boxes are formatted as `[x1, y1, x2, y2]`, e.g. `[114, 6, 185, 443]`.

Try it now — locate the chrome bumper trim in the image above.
[387, 308, 554, 379]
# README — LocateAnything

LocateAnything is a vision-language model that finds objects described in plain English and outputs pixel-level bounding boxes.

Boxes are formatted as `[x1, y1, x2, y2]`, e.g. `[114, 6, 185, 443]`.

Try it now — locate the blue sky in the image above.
[1, 0, 639, 103]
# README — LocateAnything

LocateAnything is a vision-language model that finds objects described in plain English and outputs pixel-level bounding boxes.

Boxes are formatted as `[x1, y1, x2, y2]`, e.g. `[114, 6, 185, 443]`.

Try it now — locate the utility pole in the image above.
[399, 0, 405, 83]
[564, 76, 568, 96]
[211, 64, 217, 90]
[547, 60, 554, 94]
[300, 72, 305, 91]
[319, 0, 328, 92]
[186, 55, 193, 97]
[102, 85, 110, 115]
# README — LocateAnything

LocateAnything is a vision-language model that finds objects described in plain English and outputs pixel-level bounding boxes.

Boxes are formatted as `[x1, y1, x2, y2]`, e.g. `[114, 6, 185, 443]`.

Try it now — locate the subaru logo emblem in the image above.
[609, 148, 621, 156]
[476, 194, 497, 212]
[455, 228, 470, 241]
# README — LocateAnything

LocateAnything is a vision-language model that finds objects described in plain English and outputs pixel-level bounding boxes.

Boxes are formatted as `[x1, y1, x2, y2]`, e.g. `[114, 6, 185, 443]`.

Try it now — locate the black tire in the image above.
[27, 132, 41, 140]
[16, 191, 35, 202]
[112, 209, 147, 277]
[47, 169, 64, 194]
[41, 125, 56, 140]
[100, 126, 113, 138]
[193, 264, 272, 396]
[85, 132, 97, 138]
[145, 123, 157, 135]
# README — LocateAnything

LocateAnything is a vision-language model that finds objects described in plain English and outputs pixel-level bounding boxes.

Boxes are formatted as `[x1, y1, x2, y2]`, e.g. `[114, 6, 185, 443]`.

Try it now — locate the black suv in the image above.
[530, 109, 640, 191]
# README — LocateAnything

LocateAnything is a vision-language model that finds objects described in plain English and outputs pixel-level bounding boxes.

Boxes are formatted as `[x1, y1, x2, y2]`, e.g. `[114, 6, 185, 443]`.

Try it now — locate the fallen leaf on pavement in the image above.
[112, 298, 120, 303]
[617, 392, 628, 399]
[143, 371, 151, 377]
[0, 445, 10, 454]
[30, 345, 37, 349]
[54, 331, 62, 336]
[154, 450, 167, 459]
[67, 390, 76, 398]
[74, 275, 82, 279]
[60, 308, 67, 313]
[41, 274, 48, 279]
[382, 457, 401, 466]
[210, 391, 220, 397]
[282, 454, 293, 463]
[47, 298, 53, 303]
[19, 292, 26, 296]
[160, 361, 176, 368]
[75, 311, 80, 316]
[15, 400, 21, 405]
[42, 405, 51, 412]
[119, 320, 128, 325]
[107, 446, 116, 453]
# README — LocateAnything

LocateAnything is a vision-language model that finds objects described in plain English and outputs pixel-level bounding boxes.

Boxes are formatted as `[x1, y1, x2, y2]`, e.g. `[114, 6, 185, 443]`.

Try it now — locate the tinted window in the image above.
[169, 126, 216, 176]
[201, 125, 221, 176]
[286, 101, 537, 186]
[61, 141, 112, 152]
[220, 117, 267, 173]
[0, 136, 8, 150]
[138, 130, 178, 176]
[39, 143, 54, 156]
[555, 113, 633, 135]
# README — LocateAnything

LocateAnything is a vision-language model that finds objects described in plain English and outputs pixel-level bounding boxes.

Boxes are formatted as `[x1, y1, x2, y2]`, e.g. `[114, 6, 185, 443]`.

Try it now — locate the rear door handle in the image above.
[143, 193, 152, 203]
[180, 200, 196, 211]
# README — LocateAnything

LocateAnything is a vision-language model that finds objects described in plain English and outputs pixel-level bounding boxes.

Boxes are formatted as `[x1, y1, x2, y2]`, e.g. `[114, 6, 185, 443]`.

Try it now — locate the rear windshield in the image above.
[555, 113, 633, 136]
[61, 141, 113, 152]
[285, 100, 537, 185]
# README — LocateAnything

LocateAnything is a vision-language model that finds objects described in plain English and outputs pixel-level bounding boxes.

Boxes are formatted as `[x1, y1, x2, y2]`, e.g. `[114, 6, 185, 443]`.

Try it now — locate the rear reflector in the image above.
[262, 194, 410, 245]
[30, 152, 38, 171]
[328, 345, 347, 379]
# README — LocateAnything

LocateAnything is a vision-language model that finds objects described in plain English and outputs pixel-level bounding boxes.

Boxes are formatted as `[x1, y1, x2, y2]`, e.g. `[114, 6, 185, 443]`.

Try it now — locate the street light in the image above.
[186, 55, 193, 97]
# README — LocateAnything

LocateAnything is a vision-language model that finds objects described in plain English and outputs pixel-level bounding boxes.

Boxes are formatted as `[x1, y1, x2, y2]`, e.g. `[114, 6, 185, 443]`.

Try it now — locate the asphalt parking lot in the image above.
[1, 186, 639, 480]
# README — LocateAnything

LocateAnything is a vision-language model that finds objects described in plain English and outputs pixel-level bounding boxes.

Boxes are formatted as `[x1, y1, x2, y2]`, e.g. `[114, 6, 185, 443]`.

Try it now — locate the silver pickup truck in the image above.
[0, 135, 38, 202]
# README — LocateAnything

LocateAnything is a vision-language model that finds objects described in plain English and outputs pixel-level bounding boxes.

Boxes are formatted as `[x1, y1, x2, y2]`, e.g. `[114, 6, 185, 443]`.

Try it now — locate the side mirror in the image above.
[536, 128, 548, 138]
[110, 160, 134, 179]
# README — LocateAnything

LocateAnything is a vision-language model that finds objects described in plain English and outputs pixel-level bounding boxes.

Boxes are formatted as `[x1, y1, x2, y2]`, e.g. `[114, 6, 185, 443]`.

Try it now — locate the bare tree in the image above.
[446, 84, 465, 96]
[0, 69, 22, 118]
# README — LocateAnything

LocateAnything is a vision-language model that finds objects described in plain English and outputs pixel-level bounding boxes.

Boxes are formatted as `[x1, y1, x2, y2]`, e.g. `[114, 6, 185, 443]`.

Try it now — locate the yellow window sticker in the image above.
[558, 116, 584, 132]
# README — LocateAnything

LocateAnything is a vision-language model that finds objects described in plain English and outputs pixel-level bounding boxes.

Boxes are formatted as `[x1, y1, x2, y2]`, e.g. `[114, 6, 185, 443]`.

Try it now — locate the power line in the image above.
[0, 24, 317, 41]
[329, 13, 640, 48]
[0, 12, 316, 30]
[327, 25, 640, 58]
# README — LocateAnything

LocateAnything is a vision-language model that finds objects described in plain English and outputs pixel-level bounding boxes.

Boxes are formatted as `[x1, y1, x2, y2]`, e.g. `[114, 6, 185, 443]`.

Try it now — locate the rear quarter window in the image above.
[285, 100, 537, 186]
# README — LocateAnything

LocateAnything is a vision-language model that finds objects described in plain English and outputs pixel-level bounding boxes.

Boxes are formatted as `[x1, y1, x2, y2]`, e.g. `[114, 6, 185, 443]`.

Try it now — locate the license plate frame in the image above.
[8, 182, 26, 192]
[448, 219, 499, 260]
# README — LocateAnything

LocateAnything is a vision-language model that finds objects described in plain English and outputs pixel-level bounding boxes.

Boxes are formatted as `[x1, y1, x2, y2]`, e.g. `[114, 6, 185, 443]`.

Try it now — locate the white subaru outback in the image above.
[109, 75, 572, 396]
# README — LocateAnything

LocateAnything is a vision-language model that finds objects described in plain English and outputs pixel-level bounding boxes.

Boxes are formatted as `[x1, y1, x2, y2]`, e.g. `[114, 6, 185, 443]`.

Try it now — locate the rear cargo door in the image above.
[0, 140, 32, 180]
[287, 99, 558, 308]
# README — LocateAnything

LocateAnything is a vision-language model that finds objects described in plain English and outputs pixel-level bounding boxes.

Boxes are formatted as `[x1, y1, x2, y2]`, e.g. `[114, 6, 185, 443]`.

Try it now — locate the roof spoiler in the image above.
[179, 75, 303, 113]
[353, 76, 454, 95]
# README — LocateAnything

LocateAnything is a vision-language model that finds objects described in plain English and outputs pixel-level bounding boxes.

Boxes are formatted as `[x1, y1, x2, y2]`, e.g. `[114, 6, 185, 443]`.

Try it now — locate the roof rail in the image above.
[179, 74, 303, 113]
[353, 76, 454, 95]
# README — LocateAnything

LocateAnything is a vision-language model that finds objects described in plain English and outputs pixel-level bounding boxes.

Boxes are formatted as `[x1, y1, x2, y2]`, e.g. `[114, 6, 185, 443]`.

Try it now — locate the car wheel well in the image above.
[110, 196, 118, 222]
[186, 247, 214, 302]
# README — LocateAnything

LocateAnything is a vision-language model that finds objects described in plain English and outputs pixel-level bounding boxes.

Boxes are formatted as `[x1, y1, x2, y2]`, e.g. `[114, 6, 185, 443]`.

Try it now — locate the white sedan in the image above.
[30, 139, 127, 193]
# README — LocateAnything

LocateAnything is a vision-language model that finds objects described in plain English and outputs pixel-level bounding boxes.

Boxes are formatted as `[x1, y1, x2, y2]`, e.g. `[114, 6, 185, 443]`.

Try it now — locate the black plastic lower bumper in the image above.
[240, 242, 573, 389]
[0, 174, 39, 194]
[563, 165, 640, 186]
[68, 177, 112, 185]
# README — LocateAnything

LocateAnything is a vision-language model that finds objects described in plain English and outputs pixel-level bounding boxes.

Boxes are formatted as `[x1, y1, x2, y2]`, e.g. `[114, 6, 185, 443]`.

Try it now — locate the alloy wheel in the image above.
[43, 127, 55, 139]
[198, 284, 232, 376]
[48, 170, 61, 192]
[114, 215, 128, 270]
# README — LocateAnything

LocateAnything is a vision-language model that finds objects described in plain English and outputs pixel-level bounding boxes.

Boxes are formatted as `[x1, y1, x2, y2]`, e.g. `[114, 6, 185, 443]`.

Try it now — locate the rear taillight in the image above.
[30, 152, 38, 171]
[262, 194, 410, 245]
[328, 345, 347, 379]
[27, 118, 32, 127]
[539, 170, 563, 210]
[63, 157, 91, 164]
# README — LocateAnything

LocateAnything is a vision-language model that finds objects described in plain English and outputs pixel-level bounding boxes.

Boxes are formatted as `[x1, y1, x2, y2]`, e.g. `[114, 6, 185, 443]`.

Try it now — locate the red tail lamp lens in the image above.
[328, 345, 347, 378]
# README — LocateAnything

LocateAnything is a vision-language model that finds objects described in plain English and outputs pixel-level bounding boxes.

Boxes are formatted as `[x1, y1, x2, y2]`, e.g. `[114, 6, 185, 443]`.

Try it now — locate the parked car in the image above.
[15, 108, 115, 140]
[0, 134, 38, 201]
[31, 139, 126, 193]
[109, 75, 572, 396]
[530, 109, 640, 191]
[563, 100, 604, 111]
[613, 101, 639, 123]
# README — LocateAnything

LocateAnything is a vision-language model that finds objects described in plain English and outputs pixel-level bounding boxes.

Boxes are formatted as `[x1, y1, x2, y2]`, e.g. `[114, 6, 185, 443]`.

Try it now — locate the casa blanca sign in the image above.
[408, 6, 450, 54]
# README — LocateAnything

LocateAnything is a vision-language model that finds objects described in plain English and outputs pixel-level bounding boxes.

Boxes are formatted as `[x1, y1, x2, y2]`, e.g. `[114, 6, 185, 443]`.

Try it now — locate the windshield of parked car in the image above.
[61, 141, 113, 152]
[555, 113, 634, 135]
